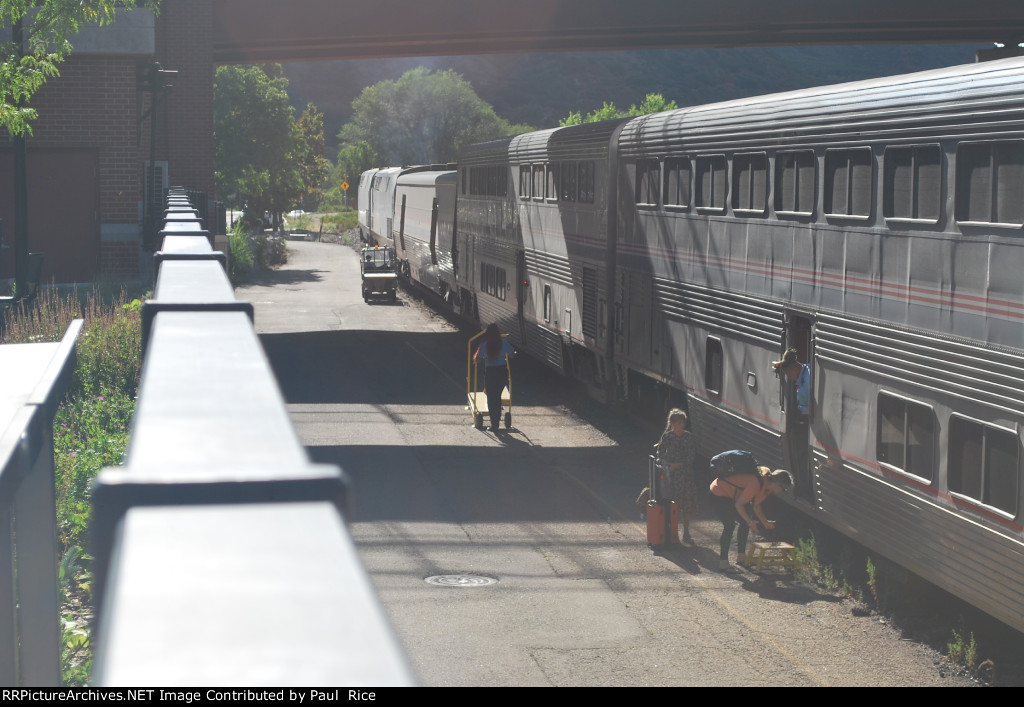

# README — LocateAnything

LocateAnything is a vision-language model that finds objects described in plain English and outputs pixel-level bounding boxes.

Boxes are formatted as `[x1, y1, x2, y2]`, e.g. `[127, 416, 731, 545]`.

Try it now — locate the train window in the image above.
[519, 166, 531, 199]
[480, 263, 508, 301]
[732, 153, 768, 215]
[635, 160, 660, 206]
[532, 165, 545, 201]
[695, 155, 727, 212]
[560, 163, 577, 202]
[705, 337, 723, 396]
[955, 141, 1024, 225]
[578, 161, 596, 204]
[876, 393, 934, 482]
[825, 148, 872, 218]
[546, 164, 558, 201]
[884, 145, 941, 221]
[775, 151, 815, 215]
[948, 416, 1018, 515]
[543, 285, 552, 322]
[664, 157, 691, 208]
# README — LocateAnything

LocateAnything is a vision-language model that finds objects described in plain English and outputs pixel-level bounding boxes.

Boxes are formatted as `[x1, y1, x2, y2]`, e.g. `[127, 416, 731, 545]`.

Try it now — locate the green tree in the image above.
[323, 140, 378, 210]
[559, 93, 679, 126]
[215, 64, 329, 224]
[334, 141, 378, 186]
[0, 0, 158, 136]
[294, 102, 331, 211]
[338, 67, 531, 165]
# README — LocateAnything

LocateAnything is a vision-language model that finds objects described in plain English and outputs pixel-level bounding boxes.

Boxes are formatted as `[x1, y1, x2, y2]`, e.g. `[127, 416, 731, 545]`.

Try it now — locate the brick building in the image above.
[0, 1, 214, 284]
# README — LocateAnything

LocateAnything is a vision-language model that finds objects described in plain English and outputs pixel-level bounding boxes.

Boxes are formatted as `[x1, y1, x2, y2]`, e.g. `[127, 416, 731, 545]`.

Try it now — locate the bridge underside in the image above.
[212, 0, 1024, 64]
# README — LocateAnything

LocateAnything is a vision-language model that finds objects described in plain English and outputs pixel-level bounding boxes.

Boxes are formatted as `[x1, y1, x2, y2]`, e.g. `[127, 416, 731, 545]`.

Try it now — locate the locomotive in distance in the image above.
[358, 57, 1024, 635]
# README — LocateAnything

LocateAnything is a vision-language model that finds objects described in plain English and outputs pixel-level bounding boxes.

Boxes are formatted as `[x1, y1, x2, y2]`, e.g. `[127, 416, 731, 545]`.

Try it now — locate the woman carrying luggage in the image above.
[708, 450, 793, 570]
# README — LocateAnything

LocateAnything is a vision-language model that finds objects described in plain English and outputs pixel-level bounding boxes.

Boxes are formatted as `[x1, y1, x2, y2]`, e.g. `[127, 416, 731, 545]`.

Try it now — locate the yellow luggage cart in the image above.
[467, 328, 512, 430]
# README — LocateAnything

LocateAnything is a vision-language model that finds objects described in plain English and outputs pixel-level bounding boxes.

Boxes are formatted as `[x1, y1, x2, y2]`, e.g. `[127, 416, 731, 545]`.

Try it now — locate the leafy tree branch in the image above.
[0, 0, 159, 136]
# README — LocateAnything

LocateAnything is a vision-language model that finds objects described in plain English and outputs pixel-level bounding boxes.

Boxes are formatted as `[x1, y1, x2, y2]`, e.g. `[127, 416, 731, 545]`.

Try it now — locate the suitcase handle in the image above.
[648, 455, 660, 504]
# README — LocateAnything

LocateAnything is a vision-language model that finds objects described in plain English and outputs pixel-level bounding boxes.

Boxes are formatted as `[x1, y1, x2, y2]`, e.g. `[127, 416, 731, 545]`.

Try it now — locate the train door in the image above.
[783, 312, 814, 499]
[429, 197, 439, 265]
[515, 249, 527, 345]
[628, 270, 653, 369]
[398, 195, 407, 254]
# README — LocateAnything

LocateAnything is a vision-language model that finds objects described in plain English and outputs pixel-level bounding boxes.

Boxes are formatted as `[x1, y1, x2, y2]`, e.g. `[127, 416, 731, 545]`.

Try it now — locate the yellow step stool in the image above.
[744, 541, 798, 573]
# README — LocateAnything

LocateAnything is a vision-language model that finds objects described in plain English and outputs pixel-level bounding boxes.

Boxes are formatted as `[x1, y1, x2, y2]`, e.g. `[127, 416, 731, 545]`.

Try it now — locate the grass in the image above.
[228, 221, 255, 284]
[282, 209, 357, 234]
[2, 285, 143, 686]
[948, 626, 979, 672]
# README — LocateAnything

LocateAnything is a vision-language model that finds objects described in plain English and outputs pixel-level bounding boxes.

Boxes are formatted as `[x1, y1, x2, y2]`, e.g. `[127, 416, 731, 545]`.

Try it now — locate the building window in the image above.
[732, 152, 768, 214]
[948, 416, 1018, 515]
[695, 155, 727, 211]
[877, 393, 934, 481]
[825, 148, 872, 217]
[663, 157, 691, 208]
[635, 160, 660, 206]
[705, 337, 723, 396]
[955, 140, 1024, 225]
[884, 145, 941, 221]
[775, 151, 815, 215]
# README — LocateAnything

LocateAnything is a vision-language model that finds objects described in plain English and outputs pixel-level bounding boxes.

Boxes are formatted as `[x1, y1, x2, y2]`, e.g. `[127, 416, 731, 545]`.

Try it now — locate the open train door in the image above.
[783, 312, 814, 500]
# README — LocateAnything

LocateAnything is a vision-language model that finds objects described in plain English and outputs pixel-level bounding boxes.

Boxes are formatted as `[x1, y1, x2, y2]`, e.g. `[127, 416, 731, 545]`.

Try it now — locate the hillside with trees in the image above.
[283, 44, 983, 153]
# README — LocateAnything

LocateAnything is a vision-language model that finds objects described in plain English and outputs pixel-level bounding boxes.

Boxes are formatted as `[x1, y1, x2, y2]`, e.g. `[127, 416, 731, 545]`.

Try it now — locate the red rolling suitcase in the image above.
[646, 455, 679, 548]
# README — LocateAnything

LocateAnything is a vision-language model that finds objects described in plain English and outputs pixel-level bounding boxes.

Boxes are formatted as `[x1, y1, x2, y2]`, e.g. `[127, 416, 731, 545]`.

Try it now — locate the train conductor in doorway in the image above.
[775, 347, 809, 415]
[475, 323, 515, 431]
[774, 347, 810, 494]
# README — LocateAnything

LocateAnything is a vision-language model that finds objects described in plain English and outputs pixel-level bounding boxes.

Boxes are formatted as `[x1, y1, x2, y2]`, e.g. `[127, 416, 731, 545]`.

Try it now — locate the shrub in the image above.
[228, 221, 255, 284]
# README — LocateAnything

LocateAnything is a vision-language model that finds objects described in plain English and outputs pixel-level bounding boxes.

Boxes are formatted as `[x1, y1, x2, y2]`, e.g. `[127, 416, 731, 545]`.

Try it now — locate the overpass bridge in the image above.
[7, 0, 1024, 686]
[211, 0, 1024, 64]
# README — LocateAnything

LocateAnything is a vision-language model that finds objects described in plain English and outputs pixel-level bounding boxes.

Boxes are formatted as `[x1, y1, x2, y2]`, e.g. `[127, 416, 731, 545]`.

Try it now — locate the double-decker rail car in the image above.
[455, 120, 626, 376]
[387, 57, 1024, 634]
[392, 168, 457, 299]
[610, 57, 1024, 633]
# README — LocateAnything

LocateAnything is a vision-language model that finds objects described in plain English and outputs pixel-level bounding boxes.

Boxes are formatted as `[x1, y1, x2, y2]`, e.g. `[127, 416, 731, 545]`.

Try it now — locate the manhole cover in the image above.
[425, 574, 497, 587]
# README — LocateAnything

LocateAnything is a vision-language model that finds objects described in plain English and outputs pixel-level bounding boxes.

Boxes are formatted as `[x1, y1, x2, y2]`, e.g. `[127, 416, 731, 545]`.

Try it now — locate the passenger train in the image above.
[358, 57, 1024, 634]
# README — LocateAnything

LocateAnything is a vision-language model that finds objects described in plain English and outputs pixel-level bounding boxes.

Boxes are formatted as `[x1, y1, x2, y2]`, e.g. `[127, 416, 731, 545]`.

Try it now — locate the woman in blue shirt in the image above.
[475, 323, 515, 431]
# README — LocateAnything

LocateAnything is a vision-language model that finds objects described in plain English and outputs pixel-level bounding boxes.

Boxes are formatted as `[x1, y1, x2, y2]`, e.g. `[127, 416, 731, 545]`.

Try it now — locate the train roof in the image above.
[619, 56, 1024, 155]
[396, 169, 456, 187]
[460, 119, 627, 165]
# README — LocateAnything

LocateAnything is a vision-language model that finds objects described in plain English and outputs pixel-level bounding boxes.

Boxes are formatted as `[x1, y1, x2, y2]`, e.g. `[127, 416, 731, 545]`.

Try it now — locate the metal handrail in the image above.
[89, 188, 415, 686]
[0, 319, 82, 685]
